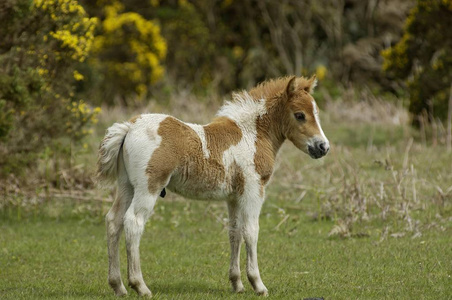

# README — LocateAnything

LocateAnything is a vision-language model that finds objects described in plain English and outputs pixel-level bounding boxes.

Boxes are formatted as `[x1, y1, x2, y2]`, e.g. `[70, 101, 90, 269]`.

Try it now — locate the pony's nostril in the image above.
[316, 141, 329, 155]
[309, 141, 329, 159]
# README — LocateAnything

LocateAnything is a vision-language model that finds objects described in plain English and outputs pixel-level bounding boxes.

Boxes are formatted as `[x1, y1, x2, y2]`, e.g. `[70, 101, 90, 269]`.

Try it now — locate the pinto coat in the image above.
[97, 75, 329, 297]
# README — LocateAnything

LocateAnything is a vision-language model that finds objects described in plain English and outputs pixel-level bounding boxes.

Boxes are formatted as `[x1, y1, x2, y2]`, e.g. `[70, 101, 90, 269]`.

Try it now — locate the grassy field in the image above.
[1, 92, 451, 299]
[1, 205, 450, 299]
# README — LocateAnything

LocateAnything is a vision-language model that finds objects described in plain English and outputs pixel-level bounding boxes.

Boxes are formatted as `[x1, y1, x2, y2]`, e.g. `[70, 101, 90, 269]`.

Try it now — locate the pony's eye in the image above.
[294, 112, 305, 121]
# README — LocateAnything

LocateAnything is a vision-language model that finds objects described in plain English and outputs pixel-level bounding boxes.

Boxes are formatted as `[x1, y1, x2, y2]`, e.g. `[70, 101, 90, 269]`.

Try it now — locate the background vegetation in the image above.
[1, 0, 451, 299]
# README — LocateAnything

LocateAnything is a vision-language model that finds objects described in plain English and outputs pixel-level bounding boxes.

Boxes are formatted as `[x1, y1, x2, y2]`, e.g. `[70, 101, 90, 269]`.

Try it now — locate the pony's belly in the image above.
[166, 184, 227, 201]
[166, 179, 229, 201]
[166, 164, 232, 201]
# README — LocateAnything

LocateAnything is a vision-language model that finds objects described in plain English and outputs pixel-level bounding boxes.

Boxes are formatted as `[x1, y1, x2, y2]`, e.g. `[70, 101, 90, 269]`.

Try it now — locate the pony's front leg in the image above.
[227, 201, 245, 293]
[242, 199, 268, 296]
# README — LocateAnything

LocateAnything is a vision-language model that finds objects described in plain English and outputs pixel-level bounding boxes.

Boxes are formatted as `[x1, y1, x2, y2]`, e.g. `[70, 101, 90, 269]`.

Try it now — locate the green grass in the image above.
[1, 99, 452, 299]
[1, 199, 450, 299]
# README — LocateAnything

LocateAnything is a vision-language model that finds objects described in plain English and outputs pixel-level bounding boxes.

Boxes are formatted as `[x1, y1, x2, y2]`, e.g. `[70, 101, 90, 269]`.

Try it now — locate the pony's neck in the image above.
[249, 79, 290, 158]
[256, 100, 287, 158]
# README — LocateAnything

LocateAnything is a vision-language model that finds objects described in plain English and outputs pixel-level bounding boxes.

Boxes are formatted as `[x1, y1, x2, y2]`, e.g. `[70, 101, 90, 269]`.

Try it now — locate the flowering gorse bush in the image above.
[382, 0, 452, 122]
[0, 0, 100, 176]
[89, 0, 167, 100]
[35, 0, 97, 62]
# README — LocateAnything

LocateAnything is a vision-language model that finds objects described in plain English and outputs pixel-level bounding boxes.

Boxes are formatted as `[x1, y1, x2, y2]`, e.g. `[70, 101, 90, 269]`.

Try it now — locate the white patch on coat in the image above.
[188, 124, 210, 159]
[217, 92, 267, 128]
[312, 100, 329, 144]
[222, 121, 262, 202]
[122, 114, 168, 188]
[218, 93, 267, 202]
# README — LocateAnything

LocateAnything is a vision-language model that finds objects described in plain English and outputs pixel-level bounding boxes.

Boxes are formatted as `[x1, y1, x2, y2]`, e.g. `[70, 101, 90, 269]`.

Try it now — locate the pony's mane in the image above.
[248, 76, 294, 100]
[217, 76, 311, 124]
[216, 91, 267, 127]
[249, 76, 315, 100]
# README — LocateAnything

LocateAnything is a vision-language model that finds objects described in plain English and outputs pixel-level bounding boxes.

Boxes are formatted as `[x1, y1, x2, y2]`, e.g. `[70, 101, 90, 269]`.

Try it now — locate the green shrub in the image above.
[83, 0, 167, 103]
[382, 0, 452, 122]
[0, 0, 100, 176]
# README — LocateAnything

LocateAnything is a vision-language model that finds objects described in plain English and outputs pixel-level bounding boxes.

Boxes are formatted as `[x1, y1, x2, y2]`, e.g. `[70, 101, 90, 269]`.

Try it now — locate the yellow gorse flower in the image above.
[34, 0, 98, 62]
[73, 70, 84, 81]
[315, 65, 327, 81]
[66, 99, 101, 137]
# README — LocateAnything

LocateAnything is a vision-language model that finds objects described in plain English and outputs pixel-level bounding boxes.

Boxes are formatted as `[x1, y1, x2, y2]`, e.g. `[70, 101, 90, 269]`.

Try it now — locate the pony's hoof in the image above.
[137, 288, 152, 298]
[232, 281, 245, 293]
[256, 288, 269, 297]
[129, 279, 152, 297]
[112, 284, 128, 296]
[115, 289, 128, 297]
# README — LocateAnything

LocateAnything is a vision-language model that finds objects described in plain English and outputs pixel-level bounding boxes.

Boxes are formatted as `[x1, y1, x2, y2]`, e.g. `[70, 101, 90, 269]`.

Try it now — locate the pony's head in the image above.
[282, 75, 329, 159]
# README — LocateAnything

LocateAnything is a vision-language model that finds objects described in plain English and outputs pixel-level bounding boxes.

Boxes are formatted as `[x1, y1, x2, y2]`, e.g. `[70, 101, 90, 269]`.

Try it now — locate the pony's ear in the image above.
[300, 75, 318, 94]
[285, 76, 297, 98]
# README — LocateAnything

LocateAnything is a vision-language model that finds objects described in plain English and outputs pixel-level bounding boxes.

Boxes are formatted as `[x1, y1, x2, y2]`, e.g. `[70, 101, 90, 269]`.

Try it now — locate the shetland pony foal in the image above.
[97, 76, 329, 297]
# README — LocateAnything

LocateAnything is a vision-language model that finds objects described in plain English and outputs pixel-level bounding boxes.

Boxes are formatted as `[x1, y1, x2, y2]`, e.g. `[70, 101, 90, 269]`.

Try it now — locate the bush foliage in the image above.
[382, 0, 452, 122]
[87, 0, 167, 102]
[134, 0, 413, 93]
[2, 0, 449, 178]
[78, 0, 413, 96]
[0, 0, 100, 175]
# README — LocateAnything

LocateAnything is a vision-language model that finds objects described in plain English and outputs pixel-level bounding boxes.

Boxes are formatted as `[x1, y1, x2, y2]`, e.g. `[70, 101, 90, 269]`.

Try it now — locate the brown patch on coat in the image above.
[146, 117, 196, 194]
[203, 117, 242, 161]
[129, 115, 142, 124]
[231, 161, 245, 196]
[146, 116, 244, 196]
[254, 133, 276, 187]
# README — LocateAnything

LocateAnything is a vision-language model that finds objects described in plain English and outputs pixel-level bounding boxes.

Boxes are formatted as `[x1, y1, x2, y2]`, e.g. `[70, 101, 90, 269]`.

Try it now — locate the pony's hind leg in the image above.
[227, 201, 245, 293]
[123, 188, 159, 297]
[106, 154, 133, 296]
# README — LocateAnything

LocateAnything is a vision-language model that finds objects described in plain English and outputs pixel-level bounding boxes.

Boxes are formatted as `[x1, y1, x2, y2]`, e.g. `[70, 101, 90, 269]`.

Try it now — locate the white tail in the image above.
[96, 122, 131, 186]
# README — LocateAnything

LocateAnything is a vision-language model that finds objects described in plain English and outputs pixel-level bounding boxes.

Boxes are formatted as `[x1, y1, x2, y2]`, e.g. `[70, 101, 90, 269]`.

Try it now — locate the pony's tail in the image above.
[96, 122, 131, 186]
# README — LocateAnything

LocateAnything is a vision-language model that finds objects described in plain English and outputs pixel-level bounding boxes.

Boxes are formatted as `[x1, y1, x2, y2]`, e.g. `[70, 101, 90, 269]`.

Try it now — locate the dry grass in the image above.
[268, 87, 451, 239]
[1, 88, 451, 239]
[325, 87, 409, 126]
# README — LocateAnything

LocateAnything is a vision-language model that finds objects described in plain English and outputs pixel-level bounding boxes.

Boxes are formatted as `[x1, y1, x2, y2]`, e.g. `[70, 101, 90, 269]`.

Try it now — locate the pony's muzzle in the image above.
[308, 140, 329, 159]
